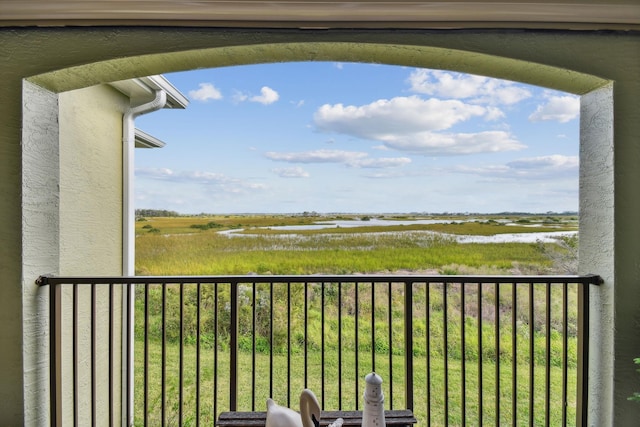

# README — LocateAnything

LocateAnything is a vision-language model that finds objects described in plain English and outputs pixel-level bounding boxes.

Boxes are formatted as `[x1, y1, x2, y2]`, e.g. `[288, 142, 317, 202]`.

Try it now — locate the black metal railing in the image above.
[37, 274, 602, 427]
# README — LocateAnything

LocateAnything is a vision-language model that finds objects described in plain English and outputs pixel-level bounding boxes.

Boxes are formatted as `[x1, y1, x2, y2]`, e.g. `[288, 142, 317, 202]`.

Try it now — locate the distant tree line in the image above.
[135, 209, 180, 218]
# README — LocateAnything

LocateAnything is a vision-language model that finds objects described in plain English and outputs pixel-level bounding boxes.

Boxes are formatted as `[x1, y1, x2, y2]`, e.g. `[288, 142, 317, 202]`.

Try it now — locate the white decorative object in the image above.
[361, 372, 385, 427]
[266, 389, 327, 427]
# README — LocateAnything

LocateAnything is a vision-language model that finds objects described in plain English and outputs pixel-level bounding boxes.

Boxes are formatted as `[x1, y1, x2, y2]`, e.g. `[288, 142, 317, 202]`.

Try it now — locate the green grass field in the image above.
[134, 214, 581, 426]
[134, 338, 578, 427]
[135, 216, 576, 276]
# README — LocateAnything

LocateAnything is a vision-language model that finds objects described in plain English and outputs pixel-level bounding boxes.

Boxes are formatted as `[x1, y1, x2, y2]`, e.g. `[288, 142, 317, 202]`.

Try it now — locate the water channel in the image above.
[219, 218, 577, 244]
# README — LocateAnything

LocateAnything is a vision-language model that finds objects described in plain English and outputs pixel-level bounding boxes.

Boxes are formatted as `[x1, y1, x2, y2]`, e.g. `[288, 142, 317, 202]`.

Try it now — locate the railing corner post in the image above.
[49, 280, 58, 427]
[404, 281, 413, 411]
[230, 280, 239, 411]
[576, 281, 590, 427]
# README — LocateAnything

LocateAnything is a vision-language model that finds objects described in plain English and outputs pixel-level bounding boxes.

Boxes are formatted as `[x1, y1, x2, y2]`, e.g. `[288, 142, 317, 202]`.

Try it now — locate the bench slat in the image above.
[217, 410, 417, 427]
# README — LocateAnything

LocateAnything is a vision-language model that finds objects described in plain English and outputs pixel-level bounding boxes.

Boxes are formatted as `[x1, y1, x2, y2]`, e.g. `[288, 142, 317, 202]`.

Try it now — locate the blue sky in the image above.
[135, 62, 579, 215]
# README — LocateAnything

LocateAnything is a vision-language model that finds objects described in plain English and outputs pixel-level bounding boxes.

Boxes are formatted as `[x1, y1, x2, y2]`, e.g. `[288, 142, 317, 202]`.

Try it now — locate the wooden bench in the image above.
[217, 410, 417, 427]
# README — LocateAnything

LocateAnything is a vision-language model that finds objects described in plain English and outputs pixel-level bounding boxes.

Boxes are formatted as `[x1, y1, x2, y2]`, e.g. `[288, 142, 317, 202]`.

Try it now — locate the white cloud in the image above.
[362, 171, 406, 179]
[408, 70, 532, 105]
[313, 96, 525, 156]
[507, 154, 578, 171]
[348, 157, 412, 168]
[136, 167, 266, 193]
[379, 131, 525, 156]
[250, 86, 280, 105]
[454, 155, 578, 180]
[188, 83, 223, 102]
[314, 96, 488, 136]
[484, 106, 506, 121]
[232, 90, 249, 103]
[529, 95, 580, 123]
[264, 149, 411, 169]
[272, 167, 310, 178]
[265, 149, 368, 164]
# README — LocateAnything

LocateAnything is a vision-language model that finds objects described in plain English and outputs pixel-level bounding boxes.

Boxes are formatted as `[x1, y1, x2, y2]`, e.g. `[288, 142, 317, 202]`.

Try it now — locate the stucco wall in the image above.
[1, 28, 638, 426]
[20, 80, 61, 426]
[59, 84, 125, 275]
[58, 85, 127, 424]
[579, 83, 615, 425]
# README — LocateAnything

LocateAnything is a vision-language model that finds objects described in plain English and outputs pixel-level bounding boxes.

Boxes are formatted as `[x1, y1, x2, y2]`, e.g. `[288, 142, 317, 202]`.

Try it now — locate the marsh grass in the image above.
[136, 232, 551, 276]
[238, 222, 576, 236]
[135, 214, 577, 237]
[135, 215, 325, 235]
[134, 214, 579, 425]
[134, 281, 580, 426]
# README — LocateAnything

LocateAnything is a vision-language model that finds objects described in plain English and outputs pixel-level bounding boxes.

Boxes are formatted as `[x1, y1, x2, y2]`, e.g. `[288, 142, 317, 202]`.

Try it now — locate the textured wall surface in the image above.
[1, 28, 638, 425]
[580, 84, 615, 425]
[59, 85, 125, 275]
[58, 85, 128, 424]
[21, 80, 61, 426]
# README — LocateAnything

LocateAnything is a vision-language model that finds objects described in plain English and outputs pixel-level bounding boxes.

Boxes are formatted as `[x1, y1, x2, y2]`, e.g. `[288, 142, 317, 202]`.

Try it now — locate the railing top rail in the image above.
[36, 273, 604, 286]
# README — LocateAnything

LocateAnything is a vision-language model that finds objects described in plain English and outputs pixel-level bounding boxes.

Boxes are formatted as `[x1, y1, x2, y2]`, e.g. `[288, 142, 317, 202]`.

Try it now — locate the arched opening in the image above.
[22, 35, 615, 426]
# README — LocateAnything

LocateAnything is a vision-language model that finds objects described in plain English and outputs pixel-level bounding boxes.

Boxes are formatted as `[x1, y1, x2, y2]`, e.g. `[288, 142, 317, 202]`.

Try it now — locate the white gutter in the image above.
[122, 89, 166, 427]
[123, 89, 167, 275]
[111, 73, 188, 426]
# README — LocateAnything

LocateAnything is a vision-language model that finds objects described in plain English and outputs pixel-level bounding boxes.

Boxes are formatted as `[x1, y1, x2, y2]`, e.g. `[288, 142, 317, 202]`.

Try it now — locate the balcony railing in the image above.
[37, 274, 602, 427]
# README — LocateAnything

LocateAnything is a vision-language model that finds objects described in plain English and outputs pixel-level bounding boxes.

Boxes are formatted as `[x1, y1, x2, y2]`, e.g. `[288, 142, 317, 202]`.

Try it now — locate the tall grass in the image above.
[134, 280, 581, 426]
[134, 215, 578, 425]
[136, 232, 551, 276]
[134, 339, 577, 427]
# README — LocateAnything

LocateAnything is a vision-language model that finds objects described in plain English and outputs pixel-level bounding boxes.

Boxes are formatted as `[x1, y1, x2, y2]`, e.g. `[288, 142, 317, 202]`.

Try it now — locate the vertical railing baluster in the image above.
[196, 283, 201, 427]
[478, 282, 483, 427]
[73, 284, 79, 427]
[109, 283, 114, 427]
[355, 282, 360, 411]
[388, 281, 393, 409]
[269, 282, 274, 401]
[251, 282, 257, 411]
[583, 282, 590, 427]
[230, 281, 238, 411]
[461, 282, 466, 427]
[161, 283, 167, 427]
[126, 282, 133, 427]
[404, 281, 413, 411]
[179, 283, 184, 426]
[371, 282, 376, 374]
[512, 283, 517, 427]
[91, 283, 97, 426]
[426, 282, 431, 427]
[321, 281, 326, 408]
[576, 281, 590, 427]
[529, 283, 534, 427]
[545, 283, 551, 427]
[562, 282, 568, 427]
[213, 283, 218, 419]
[287, 281, 292, 408]
[495, 282, 500, 427]
[304, 282, 309, 389]
[144, 284, 149, 427]
[49, 282, 58, 427]
[443, 282, 449, 427]
[338, 281, 343, 409]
